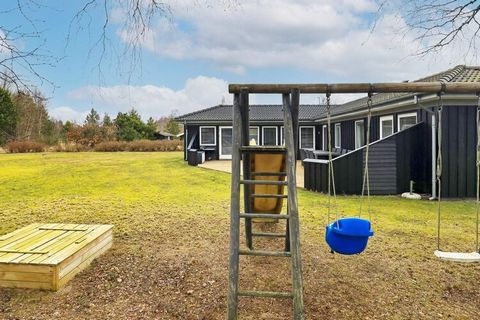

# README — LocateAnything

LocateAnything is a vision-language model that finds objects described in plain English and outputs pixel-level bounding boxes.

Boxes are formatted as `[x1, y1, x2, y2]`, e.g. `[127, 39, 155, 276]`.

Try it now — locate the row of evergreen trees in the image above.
[0, 87, 181, 146]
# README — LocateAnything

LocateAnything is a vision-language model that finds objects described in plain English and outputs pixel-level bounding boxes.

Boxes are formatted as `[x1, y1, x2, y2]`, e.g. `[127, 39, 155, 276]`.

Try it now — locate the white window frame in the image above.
[334, 123, 341, 148]
[249, 126, 260, 146]
[379, 115, 394, 139]
[397, 112, 417, 131]
[354, 120, 365, 149]
[299, 126, 315, 150]
[219, 126, 233, 159]
[280, 126, 285, 146]
[262, 126, 278, 146]
[199, 126, 216, 146]
[322, 125, 327, 151]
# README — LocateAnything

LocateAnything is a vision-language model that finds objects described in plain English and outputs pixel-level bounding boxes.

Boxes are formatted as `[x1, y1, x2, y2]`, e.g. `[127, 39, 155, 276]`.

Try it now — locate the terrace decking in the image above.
[0, 223, 113, 291]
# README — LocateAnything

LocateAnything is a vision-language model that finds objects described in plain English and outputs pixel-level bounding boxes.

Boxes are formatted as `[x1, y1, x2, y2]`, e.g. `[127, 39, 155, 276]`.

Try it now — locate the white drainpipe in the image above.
[430, 113, 437, 200]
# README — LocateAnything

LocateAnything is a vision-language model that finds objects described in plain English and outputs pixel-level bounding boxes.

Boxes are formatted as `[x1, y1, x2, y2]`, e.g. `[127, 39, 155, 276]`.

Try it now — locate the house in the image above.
[175, 104, 327, 160]
[176, 65, 480, 198]
[155, 132, 176, 140]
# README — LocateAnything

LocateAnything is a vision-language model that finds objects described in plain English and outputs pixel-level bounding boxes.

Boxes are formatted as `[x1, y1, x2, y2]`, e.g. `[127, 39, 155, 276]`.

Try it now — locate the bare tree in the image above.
[0, 0, 237, 92]
[376, 0, 480, 57]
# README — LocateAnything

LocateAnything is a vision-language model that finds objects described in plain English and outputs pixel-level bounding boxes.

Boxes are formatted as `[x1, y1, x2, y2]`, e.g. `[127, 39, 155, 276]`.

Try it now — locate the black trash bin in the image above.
[187, 149, 198, 166]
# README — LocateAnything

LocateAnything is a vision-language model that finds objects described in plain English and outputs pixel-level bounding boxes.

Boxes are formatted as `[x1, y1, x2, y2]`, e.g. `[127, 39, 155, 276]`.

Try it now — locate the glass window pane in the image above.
[399, 116, 416, 131]
[334, 124, 341, 148]
[381, 120, 393, 138]
[300, 127, 314, 149]
[200, 127, 215, 145]
[249, 127, 259, 145]
[322, 126, 327, 150]
[263, 127, 277, 146]
[355, 121, 364, 149]
[221, 128, 232, 155]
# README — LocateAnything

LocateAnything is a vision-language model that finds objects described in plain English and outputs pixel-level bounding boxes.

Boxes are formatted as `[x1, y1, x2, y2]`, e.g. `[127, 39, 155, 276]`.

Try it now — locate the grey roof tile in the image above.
[176, 104, 328, 122]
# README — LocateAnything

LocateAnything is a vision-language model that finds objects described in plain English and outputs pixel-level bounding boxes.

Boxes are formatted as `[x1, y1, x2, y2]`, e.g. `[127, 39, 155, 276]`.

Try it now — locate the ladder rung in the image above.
[251, 194, 287, 198]
[240, 180, 288, 186]
[250, 172, 287, 177]
[252, 232, 286, 238]
[238, 290, 293, 298]
[239, 250, 291, 257]
[241, 179, 287, 186]
[240, 213, 289, 219]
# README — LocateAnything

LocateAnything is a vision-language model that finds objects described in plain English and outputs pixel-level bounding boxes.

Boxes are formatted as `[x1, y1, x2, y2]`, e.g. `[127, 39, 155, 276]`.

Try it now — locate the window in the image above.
[355, 120, 365, 149]
[280, 126, 285, 146]
[299, 126, 315, 149]
[249, 126, 259, 145]
[200, 126, 216, 145]
[398, 112, 417, 131]
[380, 115, 394, 139]
[262, 126, 278, 146]
[334, 123, 341, 148]
[322, 125, 328, 151]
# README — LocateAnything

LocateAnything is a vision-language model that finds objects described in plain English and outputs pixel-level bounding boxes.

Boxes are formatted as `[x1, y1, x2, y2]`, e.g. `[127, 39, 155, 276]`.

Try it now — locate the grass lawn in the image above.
[0, 152, 479, 319]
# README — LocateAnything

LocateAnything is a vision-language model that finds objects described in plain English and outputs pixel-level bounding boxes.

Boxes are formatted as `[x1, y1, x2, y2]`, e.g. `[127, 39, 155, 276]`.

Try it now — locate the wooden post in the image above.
[227, 92, 244, 320]
[283, 91, 305, 320]
[240, 91, 253, 249]
[291, 89, 300, 156]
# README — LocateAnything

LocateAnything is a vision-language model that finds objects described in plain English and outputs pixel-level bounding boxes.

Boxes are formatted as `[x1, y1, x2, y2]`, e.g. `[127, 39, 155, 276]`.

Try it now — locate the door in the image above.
[219, 126, 233, 159]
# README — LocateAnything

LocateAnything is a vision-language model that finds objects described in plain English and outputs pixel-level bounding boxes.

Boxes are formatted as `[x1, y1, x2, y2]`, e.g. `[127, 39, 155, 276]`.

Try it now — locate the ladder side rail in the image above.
[240, 93, 253, 249]
[227, 91, 245, 320]
[283, 90, 305, 320]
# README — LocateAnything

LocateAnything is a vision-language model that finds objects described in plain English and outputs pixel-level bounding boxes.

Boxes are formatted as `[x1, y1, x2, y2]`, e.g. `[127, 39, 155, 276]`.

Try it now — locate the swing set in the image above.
[227, 81, 480, 320]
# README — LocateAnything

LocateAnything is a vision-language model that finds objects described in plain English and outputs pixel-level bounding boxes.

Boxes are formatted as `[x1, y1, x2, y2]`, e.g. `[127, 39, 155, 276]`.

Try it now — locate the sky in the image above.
[1, 0, 477, 123]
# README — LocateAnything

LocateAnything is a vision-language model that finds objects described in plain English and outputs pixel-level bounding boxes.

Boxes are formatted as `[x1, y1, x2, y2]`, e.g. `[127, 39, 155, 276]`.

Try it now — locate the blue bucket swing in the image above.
[323, 91, 374, 255]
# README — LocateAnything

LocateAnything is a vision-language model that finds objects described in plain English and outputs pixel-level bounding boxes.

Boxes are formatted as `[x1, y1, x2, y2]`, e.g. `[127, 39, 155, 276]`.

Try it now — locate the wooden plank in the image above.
[56, 239, 112, 290]
[0, 279, 53, 290]
[19, 224, 93, 264]
[58, 231, 112, 277]
[0, 264, 53, 274]
[41, 225, 112, 265]
[0, 224, 50, 248]
[0, 270, 52, 283]
[0, 224, 66, 263]
[14, 224, 87, 264]
[0, 223, 41, 242]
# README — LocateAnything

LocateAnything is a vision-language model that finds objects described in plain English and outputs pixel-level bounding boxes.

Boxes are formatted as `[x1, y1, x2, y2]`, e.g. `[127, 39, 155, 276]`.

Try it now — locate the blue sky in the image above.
[1, 0, 474, 122]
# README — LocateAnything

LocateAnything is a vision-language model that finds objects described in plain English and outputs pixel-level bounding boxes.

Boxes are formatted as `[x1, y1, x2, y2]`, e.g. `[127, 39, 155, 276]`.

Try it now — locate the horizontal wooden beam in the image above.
[229, 82, 480, 94]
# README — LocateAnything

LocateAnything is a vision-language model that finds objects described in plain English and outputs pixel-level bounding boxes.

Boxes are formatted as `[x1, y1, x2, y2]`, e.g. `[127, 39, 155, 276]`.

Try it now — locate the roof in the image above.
[176, 65, 480, 123]
[176, 104, 328, 122]
[321, 65, 480, 119]
[157, 132, 175, 137]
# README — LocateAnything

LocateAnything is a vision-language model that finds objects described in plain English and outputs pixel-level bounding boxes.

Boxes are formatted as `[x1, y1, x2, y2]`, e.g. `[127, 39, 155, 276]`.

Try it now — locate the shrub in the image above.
[94, 139, 183, 152]
[94, 141, 128, 152]
[6, 140, 46, 153]
[53, 143, 91, 152]
[126, 140, 182, 152]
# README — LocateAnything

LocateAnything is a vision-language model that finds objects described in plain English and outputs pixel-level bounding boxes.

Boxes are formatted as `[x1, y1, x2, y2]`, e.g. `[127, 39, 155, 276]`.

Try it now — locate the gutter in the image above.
[314, 93, 479, 123]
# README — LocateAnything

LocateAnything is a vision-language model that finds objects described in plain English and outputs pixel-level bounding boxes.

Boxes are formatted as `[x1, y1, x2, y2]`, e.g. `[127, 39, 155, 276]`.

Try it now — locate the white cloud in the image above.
[117, 0, 470, 81]
[56, 76, 232, 122]
[49, 106, 89, 123]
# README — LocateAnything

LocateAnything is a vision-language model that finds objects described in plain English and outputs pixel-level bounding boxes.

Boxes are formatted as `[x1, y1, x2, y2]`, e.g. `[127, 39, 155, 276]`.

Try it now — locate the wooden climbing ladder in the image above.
[227, 88, 304, 319]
